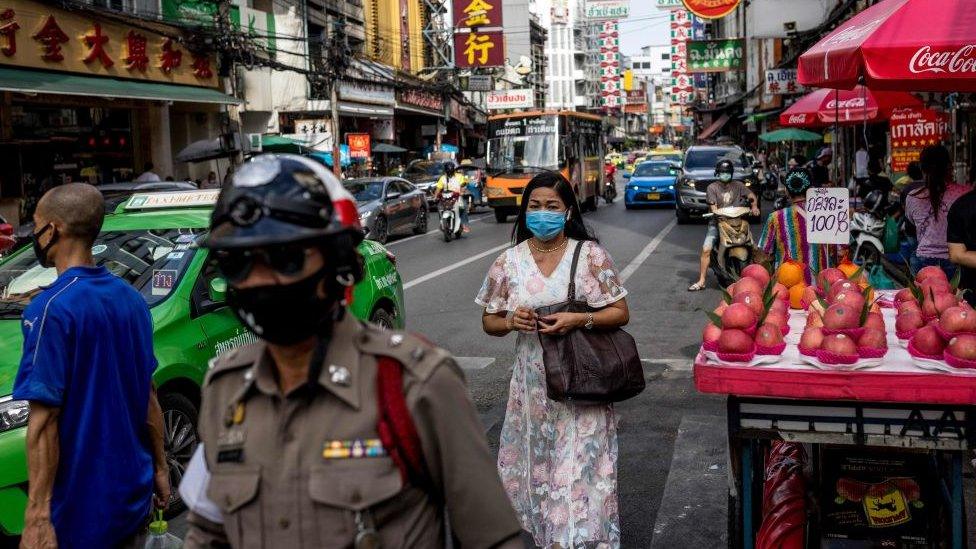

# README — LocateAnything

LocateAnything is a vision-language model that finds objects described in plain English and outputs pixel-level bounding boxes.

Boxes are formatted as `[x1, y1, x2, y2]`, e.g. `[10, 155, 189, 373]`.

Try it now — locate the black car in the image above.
[675, 146, 758, 224]
[345, 177, 428, 243]
[402, 160, 450, 205]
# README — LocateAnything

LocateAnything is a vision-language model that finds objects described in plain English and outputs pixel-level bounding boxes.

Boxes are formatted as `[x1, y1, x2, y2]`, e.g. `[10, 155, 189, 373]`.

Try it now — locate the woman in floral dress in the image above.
[476, 172, 630, 548]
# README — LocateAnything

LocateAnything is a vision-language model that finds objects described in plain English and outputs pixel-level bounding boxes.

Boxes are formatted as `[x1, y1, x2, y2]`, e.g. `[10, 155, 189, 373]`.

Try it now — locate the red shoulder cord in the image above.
[375, 356, 427, 487]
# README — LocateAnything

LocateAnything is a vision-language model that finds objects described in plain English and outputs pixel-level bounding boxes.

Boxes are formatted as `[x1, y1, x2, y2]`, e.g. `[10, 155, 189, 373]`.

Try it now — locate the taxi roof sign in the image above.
[125, 190, 220, 210]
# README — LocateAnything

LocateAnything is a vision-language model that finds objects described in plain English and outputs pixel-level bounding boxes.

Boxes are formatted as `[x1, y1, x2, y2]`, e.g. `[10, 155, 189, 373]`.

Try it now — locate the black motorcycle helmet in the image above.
[202, 154, 364, 283]
[862, 189, 887, 216]
[444, 161, 457, 176]
[715, 159, 736, 178]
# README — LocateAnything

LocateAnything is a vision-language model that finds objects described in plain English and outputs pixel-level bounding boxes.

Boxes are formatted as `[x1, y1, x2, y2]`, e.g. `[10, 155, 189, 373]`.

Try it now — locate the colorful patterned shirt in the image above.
[758, 201, 838, 284]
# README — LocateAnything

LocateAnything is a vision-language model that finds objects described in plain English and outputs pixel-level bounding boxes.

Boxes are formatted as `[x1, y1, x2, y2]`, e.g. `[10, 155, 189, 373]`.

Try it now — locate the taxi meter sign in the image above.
[805, 187, 850, 245]
[126, 190, 220, 210]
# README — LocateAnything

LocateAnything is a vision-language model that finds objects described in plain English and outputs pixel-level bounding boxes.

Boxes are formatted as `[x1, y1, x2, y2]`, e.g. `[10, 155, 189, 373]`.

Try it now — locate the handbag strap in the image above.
[566, 240, 584, 301]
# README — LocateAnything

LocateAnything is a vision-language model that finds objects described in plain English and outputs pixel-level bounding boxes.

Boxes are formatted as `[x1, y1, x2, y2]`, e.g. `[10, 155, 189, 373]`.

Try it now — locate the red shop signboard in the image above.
[888, 108, 950, 172]
[681, 0, 741, 20]
[347, 133, 371, 159]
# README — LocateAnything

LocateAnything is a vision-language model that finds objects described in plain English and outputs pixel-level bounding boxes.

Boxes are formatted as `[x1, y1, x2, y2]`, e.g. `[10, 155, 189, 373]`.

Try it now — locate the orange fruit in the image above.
[789, 282, 808, 310]
[838, 260, 860, 278]
[777, 260, 806, 288]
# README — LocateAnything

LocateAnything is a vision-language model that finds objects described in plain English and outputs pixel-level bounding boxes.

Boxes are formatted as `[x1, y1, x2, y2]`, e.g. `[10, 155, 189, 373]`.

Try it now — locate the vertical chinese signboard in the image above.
[598, 20, 621, 110]
[347, 133, 371, 160]
[888, 108, 950, 172]
[669, 9, 693, 105]
[452, 0, 504, 68]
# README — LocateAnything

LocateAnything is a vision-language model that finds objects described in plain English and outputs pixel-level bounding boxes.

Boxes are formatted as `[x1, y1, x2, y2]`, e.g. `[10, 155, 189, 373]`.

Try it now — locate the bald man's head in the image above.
[36, 183, 105, 246]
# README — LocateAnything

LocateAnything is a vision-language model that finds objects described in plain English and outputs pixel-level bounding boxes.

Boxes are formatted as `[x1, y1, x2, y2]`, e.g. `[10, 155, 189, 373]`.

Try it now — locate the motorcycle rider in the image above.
[179, 154, 522, 547]
[435, 162, 471, 233]
[689, 158, 759, 291]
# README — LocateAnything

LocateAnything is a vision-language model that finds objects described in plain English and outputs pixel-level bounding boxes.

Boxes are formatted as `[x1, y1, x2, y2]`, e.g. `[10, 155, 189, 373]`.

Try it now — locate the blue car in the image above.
[624, 161, 679, 208]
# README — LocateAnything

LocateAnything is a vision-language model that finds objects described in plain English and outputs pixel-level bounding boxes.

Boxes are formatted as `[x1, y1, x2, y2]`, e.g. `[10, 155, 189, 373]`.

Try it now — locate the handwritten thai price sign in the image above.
[806, 187, 850, 245]
[888, 107, 951, 172]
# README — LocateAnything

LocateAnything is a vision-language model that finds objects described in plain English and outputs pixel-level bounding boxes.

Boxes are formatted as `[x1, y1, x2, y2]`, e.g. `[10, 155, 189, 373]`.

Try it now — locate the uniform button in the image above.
[350, 490, 362, 504]
[279, 517, 290, 529]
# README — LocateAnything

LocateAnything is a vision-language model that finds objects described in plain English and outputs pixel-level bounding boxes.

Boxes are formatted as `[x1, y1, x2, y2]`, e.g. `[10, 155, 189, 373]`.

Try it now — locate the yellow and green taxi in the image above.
[0, 190, 405, 537]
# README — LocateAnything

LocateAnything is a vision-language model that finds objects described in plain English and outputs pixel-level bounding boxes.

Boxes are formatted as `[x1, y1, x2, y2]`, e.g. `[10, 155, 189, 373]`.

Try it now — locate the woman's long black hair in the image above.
[512, 171, 598, 245]
[912, 144, 951, 219]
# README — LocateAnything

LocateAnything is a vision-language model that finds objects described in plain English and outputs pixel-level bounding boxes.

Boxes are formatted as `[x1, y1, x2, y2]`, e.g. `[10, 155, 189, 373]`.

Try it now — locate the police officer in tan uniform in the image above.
[178, 154, 523, 548]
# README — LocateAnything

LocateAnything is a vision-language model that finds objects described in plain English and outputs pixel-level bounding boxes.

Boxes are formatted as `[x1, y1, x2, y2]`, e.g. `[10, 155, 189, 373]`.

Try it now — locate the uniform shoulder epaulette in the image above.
[356, 325, 455, 382]
[203, 342, 264, 386]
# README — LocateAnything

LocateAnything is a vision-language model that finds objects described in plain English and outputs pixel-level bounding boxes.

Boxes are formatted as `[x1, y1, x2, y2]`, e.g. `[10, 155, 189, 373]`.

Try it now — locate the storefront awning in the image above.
[698, 114, 730, 140]
[339, 102, 394, 118]
[395, 104, 443, 117]
[0, 67, 240, 104]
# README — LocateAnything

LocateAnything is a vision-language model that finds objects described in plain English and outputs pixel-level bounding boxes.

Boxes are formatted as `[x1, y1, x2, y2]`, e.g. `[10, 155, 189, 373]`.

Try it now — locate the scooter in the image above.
[603, 169, 618, 204]
[438, 191, 464, 242]
[705, 204, 755, 288]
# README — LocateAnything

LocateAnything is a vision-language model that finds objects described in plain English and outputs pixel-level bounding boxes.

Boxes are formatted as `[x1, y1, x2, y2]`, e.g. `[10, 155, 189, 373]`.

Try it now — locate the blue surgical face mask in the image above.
[718, 172, 733, 183]
[525, 210, 568, 241]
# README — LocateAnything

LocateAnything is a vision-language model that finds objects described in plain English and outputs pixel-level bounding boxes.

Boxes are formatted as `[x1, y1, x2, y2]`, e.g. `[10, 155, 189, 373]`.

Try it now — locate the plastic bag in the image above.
[883, 216, 900, 253]
[867, 264, 897, 289]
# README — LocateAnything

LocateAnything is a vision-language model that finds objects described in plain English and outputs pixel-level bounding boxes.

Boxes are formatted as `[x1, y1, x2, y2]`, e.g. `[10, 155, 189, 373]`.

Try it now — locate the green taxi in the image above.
[0, 190, 405, 537]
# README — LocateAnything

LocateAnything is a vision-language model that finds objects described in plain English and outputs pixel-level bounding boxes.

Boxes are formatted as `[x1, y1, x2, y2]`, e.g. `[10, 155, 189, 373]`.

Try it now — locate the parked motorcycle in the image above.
[705, 203, 755, 288]
[438, 191, 464, 242]
[850, 189, 889, 267]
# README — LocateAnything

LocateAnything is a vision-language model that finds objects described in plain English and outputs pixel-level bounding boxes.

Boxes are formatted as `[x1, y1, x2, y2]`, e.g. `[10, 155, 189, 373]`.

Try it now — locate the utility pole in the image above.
[327, 18, 350, 178]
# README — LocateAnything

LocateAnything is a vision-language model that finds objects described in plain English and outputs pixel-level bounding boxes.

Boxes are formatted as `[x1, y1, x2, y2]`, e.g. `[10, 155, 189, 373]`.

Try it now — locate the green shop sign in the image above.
[688, 39, 744, 73]
[162, 0, 277, 53]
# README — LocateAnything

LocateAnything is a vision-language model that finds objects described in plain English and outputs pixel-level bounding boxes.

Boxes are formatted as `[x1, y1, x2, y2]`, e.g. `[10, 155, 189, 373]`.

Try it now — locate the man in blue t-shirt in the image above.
[14, 184, 169, 548]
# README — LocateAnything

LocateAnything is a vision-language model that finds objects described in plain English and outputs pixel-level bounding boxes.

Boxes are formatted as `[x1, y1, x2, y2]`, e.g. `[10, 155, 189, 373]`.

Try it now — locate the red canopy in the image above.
[779, 85, 922, 127]
[798, 0, 976, 91]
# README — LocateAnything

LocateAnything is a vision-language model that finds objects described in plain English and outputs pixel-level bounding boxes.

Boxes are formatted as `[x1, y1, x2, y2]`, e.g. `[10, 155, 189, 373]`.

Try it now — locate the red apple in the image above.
[703, 323, 722, 344]
[772, 283, 790, 302]
[721, 303, 757, 330]
[946, 334, 976, 360]
[822, 333, 859, 356]
[911, 325, 947, 356]
[823, 303, 861, 330]
[800, 327, 825, 350]
[831, 290, 866, 314]
[756, 324, 784, 347]
[916, 265, 949, 286]
[940, 306, 976, 334]
[764, 313, 789, 332]
[921, 277, 952, 297]
[895, 310, 925, 334]
[806, 311, 824, 328]
[731, 277, 764, 297]
[858, 328, 888, 350]
[741, 264, 771, 286]
[895, 288, 917, 305]
[922, 292, 959, 318]
[817, 268, 847, 289]
[864, 312, 886, 332]
[770, 299, 789, 316]
[714, 302, 728, 316]
[718, 329, 754, 354]
[828, 280, 860, 302]
[733, 291, 764, 316]
[898, 300, 922, 315]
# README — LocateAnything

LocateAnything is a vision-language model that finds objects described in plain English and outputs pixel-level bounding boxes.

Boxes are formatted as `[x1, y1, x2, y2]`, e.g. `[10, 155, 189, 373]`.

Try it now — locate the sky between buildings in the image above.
[619, 2, 672, 57]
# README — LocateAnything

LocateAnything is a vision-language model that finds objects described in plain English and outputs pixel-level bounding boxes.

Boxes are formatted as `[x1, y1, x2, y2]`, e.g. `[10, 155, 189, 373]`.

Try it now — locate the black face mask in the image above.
[227, 267, 339, 345]
[32, 223, 57, 269]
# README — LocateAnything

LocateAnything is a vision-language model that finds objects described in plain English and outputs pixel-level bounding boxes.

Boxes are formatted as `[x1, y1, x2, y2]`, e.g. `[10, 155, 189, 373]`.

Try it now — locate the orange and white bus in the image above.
[484, 111, 605, 222]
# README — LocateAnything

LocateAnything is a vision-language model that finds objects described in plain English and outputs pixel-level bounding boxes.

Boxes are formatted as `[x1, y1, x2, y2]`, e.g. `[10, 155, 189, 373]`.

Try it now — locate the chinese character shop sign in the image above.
[0, 0, 218, 88]
[764, 68, 804, 95]
[598, 20, 621, 110]
[888, 108, 951, 172]
[681, 0, 740, 19]
[452, 0, 504, 68]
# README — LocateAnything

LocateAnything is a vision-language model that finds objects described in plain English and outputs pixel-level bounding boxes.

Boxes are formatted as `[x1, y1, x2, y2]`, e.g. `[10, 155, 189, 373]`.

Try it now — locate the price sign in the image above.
[805, 187, 850, 245]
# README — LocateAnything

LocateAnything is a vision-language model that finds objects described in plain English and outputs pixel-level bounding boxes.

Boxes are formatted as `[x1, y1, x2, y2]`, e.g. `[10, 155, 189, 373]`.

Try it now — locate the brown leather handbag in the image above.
[535, 242, 645, 405]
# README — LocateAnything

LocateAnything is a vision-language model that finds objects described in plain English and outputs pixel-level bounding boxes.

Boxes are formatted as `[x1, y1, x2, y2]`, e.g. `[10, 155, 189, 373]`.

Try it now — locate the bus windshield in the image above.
[487, 134, 560, 173]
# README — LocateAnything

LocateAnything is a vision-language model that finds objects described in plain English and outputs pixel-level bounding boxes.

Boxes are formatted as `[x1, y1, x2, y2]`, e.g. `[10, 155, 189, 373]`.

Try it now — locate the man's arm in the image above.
[147, 387, 170, 509]
[21, 402, 59, 549]
[949, 243, 976, 269]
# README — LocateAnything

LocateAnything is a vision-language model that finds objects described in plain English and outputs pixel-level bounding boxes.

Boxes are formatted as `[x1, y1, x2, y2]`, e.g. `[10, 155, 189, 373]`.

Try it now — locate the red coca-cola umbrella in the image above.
[779, 85, 922, 127]
[798, 0, 976, 91]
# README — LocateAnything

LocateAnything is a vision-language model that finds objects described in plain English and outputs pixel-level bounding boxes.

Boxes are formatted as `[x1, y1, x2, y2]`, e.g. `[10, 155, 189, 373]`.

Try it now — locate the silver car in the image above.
[346, 177, 429, 244]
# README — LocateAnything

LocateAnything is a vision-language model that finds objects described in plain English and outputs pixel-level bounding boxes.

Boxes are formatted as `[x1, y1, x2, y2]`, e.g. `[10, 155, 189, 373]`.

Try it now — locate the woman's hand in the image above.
[538, 312, 585, 335]
[509, 306, 538, 332]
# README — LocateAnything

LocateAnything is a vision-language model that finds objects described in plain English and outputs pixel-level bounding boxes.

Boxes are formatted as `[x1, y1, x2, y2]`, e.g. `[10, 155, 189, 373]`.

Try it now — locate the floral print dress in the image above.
[476, 239, 627, 548]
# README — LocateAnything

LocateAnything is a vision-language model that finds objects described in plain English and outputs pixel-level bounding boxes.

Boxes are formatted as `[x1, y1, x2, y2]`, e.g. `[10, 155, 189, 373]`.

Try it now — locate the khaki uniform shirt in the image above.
[184, 312, 522, 548]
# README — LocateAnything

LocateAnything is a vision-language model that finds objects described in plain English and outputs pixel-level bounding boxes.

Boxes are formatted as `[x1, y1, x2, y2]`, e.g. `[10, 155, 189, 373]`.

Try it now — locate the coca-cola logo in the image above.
[825, 97, 867, 109]
[787, 114, 808, 124]
[910, 45, 976, 75]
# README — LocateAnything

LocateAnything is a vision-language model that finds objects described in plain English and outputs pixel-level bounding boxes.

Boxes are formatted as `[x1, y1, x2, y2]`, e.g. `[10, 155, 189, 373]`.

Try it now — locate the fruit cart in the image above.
[696, 301, 976, 548]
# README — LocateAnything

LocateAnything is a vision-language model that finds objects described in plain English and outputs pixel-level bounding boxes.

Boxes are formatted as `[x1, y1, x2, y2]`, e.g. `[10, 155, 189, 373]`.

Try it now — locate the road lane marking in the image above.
[386, 214, 491, 247]
[403, 242, 511, 290]
[619, 219, 677, 283]
[455, 356, 496, 370]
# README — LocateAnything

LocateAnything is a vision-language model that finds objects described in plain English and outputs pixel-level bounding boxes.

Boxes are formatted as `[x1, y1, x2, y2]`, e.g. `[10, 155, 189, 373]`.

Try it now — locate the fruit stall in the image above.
[694, 262, 976, 548]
